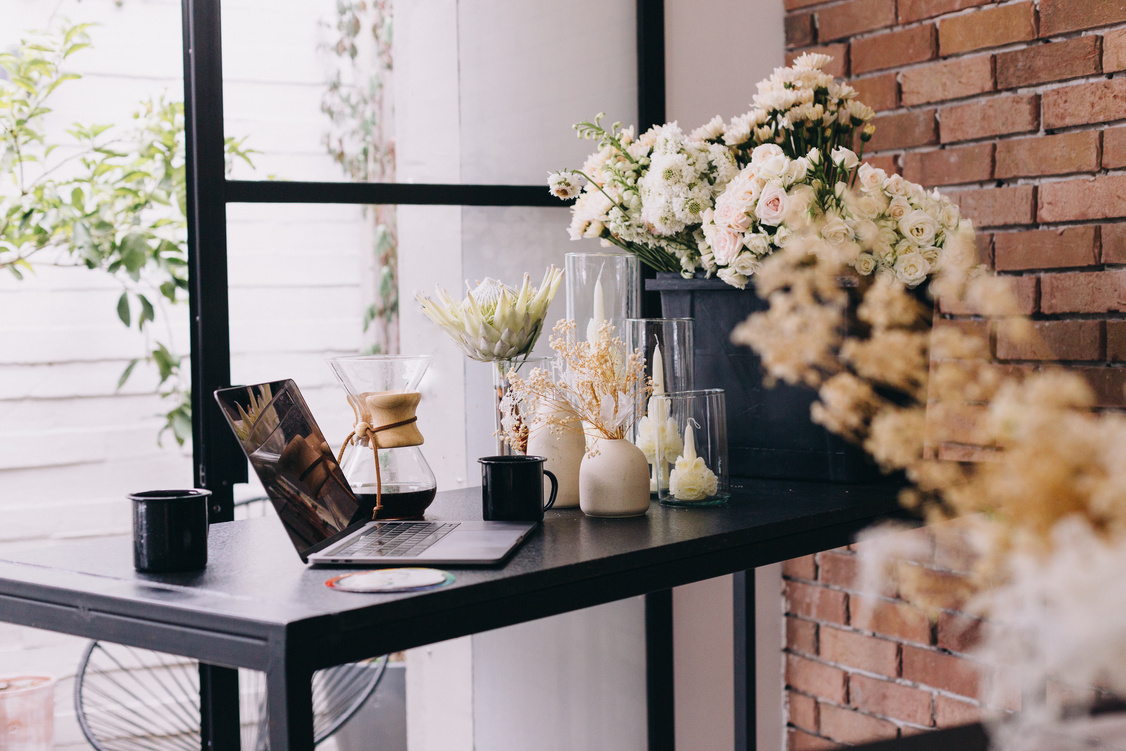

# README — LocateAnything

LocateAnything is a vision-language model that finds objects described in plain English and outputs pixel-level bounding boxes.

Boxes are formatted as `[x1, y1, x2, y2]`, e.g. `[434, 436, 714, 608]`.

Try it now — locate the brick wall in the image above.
[783, 0, 1126, 745]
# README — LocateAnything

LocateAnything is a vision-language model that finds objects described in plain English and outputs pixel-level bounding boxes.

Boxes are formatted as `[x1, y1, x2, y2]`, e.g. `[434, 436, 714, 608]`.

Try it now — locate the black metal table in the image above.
[0, 481, 903, 751]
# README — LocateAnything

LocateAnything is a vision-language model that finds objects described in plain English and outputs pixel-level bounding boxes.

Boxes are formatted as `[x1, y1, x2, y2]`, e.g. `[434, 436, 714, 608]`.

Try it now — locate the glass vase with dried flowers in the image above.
[503, 320, 652, 517]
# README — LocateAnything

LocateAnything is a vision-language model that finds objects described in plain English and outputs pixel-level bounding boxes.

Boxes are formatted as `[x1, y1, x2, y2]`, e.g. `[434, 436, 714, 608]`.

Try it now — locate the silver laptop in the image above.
[214, 379, 536, 566]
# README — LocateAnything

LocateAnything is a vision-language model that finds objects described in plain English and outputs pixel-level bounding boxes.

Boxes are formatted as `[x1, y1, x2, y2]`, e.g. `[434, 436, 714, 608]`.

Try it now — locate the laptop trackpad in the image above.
[427, 530, 525, 558]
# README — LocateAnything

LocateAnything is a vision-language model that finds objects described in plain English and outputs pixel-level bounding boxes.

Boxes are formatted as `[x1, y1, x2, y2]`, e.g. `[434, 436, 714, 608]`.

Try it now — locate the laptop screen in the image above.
[214, 380, 363, 556]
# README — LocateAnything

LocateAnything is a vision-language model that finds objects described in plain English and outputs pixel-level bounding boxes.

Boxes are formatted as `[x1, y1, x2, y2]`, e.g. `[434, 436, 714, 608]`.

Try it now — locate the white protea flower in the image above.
[417, 266, 564, 362]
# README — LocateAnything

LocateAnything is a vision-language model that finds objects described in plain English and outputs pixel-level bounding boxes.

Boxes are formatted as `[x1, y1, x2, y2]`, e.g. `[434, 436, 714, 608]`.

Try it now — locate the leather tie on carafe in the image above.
[337, 391, 424, 518]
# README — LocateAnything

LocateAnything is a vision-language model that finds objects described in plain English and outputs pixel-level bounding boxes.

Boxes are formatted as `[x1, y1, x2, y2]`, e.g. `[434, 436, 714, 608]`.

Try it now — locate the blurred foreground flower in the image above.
[417, 266, 564, 361]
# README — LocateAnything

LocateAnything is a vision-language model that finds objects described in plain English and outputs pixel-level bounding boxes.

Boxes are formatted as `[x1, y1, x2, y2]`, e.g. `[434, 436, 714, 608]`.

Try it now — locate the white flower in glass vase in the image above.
[416, 267, 564, 362]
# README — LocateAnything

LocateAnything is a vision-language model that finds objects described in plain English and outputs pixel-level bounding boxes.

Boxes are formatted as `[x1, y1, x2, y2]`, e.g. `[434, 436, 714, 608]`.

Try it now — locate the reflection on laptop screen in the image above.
[214, 380, 362, 555]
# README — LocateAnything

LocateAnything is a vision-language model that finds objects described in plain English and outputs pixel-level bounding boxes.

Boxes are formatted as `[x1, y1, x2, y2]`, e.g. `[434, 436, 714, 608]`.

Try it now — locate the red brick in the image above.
[1102, 223, 1126, 264]
[787, 13, 817, 49]
[787, 580, 849, 624]
[1106, 28, 1126, 73]
[995, 131, 1099, 179]
[821, 627, 900, 677]
[950, 185, 1036, 228]
[946, 271, 1037, 315]
[997, 319, 1103, 361]
[867, 110, 938, 152]
[787, 44, 850, 78]
[1040, 0, 1126, 35]
[850, 596, 931, 645]
[863, 154, 900, 176]
[786, 0, 829, 10]
[785, 554, 818, 580]
[787, 654, 848, 704]
[996, 35, 1102, 90]
[1078, 366, 1126, 408]
[819, 704, 899, 745]
[789, 690, 820, 731]
[818, 550, 861, 590]
[939, 94, 1039, 144]
[788, 728, 840, 751]
[901, 56, 993, 107]
[1043, 79, 1126, 129]
[1039, 175, 1126, 223]
[935, 695, 983, 727]
[817, 0, 897, 42]
[936, 611, 985, 653]
[852, 24, 936, 75]
[850, 674, 934, 726]
[1040, 270, 1126, 314]
[994, 226, 1099, 271]
[901, 143, 993, 187]
[850, 73, 898, 112]
[938, 2, 1037, 56]
[898, 0, 990, 23]
[1109, 322, 1126, 362]
[788, 615, 820, 655]
[976, 232, 994, 267]
[931, 520, 980, 572]
[902, 646, 984, 699]
[1104, 127, 1126, 170]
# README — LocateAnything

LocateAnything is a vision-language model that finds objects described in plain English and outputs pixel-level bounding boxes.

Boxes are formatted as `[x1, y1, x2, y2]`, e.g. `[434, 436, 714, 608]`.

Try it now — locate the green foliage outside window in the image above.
[0, 22, 253, 445]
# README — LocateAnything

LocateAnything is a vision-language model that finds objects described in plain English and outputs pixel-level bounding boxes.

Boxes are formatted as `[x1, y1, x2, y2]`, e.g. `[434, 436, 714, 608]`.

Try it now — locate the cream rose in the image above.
[711, 227, 744, 266]
[854, 253, 878, 275]
[785, 184, 818, 223]
[744, 232, 771, 257]
[886, 197, 912, 221]
[782, 158, 809, 185]
[885, 174, 909, 196]
[757, 154, 789, 180]
[893, 251, 931, 287]
[715, 199, 753, 231]
[821, 215, 854, 245]
[856, 163, 887, 192]
[940, 201, 961, 230]
[899, 209, 939, 246]
[732, 251, 760, 277]
[831, 146, 859, 171]
[852, 193, 885, 220]
[755, 183, 789, 226]
[717, 267, 748, 289]
[751, 143, 784, 165]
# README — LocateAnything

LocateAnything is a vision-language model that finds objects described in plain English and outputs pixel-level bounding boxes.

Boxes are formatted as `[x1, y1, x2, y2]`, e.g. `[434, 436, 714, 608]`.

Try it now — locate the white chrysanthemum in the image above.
[548, 171, 583, 200]
[690, 115, 725, 141]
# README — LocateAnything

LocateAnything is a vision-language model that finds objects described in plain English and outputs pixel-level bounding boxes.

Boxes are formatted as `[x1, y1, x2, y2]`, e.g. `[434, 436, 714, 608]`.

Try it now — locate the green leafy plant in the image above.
[321, 0, 398, 354]
[0, 22, 254, 444]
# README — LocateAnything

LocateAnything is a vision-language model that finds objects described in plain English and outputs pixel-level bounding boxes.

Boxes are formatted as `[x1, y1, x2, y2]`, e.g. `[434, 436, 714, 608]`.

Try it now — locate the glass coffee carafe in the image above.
[327, 355, 437, 520]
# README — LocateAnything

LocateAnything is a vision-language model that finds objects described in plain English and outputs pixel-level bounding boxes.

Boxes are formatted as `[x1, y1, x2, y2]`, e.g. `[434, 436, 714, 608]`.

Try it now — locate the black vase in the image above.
[647, 272, 880, 484]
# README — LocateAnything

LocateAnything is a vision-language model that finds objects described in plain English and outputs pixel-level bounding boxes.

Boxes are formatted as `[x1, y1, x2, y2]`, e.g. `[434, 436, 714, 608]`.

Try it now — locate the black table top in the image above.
[0, 481, 905, 670]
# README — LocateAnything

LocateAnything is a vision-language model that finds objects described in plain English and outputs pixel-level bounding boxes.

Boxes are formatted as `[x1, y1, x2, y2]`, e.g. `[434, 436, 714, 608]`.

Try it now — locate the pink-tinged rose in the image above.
[711, 228, 743, 266]
[755, 184, 788, 226]
[751, 144, 784, 165]
[715, 200, 753, 231]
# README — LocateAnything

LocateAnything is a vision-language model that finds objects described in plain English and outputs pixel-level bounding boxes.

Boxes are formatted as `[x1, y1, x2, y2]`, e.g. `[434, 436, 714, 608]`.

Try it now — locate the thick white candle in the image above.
[585, 274, 605, 343]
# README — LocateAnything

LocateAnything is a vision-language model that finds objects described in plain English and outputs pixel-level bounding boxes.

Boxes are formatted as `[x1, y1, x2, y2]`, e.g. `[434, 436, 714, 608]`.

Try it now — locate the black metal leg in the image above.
[266, 657, 314, 751]
[199, 663, 240, 751]
[734, 570, 756, 751]
[646, 589, 675, 751]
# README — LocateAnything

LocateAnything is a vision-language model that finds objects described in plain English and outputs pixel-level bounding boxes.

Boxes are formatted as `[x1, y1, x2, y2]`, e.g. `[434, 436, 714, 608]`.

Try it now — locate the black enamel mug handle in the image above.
[543, 469, 558, 511]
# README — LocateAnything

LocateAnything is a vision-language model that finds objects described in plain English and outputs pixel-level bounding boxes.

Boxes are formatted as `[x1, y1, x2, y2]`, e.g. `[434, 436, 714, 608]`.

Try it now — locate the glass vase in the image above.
[626, 318, 694, 495]
[327, 355, 437, 520]
[565, 252, 640, 342]
[492, 356, 554, 455]
[653, 389, 729, 506]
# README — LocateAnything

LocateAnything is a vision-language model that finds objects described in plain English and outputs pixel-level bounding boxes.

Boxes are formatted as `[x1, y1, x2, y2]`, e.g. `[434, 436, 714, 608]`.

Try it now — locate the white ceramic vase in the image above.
[579, 437, 651, 517]
[526, 405, 584, 509]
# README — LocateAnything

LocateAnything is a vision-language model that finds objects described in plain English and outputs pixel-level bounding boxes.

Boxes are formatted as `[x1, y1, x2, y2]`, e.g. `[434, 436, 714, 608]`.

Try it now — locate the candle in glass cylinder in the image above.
[585, 274, 605, 343]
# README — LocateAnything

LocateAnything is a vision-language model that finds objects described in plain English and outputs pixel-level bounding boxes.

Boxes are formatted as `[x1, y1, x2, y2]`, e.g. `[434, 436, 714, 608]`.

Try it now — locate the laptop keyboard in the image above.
[335, 522, 460, 558]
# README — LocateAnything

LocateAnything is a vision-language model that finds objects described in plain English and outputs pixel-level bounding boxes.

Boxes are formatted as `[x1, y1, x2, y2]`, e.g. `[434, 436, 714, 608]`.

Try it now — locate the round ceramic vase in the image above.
[579, 438, 651, 517]
[526, 406, 585, 509]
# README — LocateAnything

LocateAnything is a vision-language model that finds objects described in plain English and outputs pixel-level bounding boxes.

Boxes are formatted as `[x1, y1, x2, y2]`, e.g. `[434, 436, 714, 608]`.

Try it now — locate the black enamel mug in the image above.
[479, 456, 559, 522]
[131, 489, 211, 573]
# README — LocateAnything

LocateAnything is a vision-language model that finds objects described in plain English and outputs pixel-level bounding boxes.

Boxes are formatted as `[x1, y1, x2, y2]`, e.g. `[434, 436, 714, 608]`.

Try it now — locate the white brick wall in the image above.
[0, 1, 364, 746]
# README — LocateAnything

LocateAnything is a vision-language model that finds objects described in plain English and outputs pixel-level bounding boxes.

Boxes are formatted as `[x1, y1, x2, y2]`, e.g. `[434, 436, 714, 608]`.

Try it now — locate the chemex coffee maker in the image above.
[327, 355, 437, 520]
